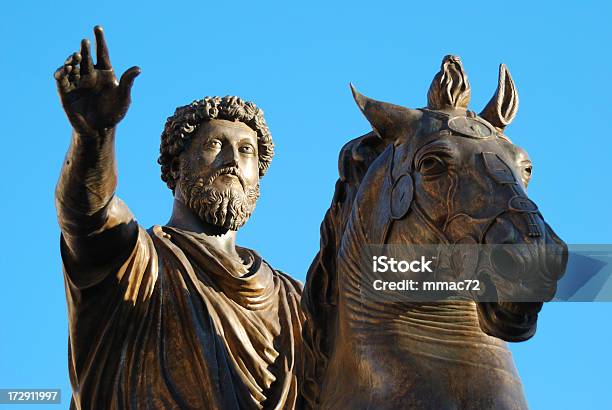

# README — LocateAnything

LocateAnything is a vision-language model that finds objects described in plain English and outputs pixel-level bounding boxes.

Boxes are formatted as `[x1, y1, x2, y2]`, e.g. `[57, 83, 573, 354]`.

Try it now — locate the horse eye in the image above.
[418, 155, 447, 175]
[524, 166, 532, 176]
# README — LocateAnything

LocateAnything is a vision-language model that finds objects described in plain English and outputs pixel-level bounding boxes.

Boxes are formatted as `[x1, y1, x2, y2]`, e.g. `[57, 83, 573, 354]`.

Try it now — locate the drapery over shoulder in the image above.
[61, 223, 304, 410]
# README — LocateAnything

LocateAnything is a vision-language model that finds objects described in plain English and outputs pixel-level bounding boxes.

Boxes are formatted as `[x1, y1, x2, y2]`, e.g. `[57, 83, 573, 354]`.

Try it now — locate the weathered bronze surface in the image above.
[300, 56, 568, 409]
[54, 26, 303, 409]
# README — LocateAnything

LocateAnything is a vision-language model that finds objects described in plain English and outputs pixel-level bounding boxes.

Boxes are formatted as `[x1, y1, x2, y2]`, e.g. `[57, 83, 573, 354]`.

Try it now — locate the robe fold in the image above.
[62, 224, 304, 410]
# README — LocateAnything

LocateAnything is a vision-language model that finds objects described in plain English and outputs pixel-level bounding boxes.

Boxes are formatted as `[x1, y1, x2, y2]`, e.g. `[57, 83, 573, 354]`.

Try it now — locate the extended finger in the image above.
[93, 25, 112, 69]
[119, 66, 141, 96]
[80, 39, 94, 75]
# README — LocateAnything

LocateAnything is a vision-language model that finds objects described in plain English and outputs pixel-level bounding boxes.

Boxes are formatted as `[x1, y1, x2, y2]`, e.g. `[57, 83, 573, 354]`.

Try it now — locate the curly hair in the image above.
[158, 96, 274, 192]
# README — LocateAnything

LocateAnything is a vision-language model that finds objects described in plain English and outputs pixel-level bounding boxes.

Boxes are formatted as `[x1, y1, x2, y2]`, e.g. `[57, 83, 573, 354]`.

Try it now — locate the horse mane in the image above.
[299, 131, 386, 409]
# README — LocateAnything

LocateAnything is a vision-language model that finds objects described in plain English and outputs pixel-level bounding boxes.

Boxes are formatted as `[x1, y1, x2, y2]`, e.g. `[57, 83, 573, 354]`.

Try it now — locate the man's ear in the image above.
[170, 157, 181, 181]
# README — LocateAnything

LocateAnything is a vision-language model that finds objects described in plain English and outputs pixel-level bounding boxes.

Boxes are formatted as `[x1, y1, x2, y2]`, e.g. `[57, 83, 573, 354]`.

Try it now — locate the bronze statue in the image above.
[54, 26, 303, 409]
[300, 56, 568, 409]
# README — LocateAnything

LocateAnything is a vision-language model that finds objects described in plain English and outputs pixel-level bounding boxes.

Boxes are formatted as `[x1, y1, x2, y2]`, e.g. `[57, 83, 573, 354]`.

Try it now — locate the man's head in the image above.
[159, 96, 274, 231]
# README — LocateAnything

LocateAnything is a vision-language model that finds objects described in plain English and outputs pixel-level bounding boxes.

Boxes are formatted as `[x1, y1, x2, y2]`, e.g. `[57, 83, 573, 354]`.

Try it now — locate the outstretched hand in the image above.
[54, 26, 141, 135]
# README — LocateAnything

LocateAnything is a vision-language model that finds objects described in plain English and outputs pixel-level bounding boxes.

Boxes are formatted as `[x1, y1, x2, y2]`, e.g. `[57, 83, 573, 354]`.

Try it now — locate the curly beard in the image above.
[179, 169, 260, 231]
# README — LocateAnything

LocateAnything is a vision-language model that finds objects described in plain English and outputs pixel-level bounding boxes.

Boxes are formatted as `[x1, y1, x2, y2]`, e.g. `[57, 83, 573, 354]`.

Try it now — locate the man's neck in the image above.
[166, 198, 239, 257]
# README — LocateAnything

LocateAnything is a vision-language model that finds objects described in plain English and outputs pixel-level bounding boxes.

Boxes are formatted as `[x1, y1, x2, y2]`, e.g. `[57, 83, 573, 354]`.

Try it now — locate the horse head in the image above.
[350, 55, 568, 342]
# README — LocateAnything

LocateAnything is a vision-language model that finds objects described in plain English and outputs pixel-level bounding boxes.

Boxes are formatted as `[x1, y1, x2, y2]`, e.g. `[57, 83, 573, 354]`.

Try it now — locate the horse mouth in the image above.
[476, 301, 542, 342]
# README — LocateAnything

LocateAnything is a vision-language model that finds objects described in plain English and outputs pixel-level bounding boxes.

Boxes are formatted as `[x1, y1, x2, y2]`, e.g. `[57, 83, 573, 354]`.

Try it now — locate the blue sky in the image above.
[1, 0, 610, 408]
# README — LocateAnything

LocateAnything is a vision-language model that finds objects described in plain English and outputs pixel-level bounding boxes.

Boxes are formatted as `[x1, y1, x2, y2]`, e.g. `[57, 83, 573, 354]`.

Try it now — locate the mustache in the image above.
[201, 167, 247, 190]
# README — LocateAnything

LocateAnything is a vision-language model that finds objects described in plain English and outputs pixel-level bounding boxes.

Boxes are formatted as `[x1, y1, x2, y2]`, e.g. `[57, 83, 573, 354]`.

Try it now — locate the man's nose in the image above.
[220, 144, 240, 168]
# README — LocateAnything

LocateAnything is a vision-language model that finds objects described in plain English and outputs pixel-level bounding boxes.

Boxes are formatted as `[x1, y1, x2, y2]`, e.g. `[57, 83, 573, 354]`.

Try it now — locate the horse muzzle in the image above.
[466, 203, 568, 342]
[483, 212, 568, 302]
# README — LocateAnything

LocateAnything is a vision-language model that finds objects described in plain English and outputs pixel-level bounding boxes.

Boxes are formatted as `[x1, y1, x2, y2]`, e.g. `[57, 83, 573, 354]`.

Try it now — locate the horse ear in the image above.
[479, 64, 519, 131]
[350, 83, 421, 140]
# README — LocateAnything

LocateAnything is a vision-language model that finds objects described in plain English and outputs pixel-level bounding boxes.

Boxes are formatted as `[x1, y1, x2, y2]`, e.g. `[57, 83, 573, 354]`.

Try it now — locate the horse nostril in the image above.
[490, 246, 522, 279]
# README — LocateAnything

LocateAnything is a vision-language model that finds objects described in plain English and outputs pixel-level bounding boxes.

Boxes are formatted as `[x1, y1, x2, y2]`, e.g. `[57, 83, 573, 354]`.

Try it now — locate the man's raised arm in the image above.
[54, 26, 141, 277]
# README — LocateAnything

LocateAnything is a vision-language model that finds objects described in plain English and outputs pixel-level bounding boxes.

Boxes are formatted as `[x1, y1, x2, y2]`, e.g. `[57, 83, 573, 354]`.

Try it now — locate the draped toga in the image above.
[60, 204, 304, 409]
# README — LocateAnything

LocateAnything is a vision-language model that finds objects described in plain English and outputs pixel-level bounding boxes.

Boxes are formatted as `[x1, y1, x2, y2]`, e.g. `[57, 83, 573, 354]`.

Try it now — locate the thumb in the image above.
[119, 66, 141, 96]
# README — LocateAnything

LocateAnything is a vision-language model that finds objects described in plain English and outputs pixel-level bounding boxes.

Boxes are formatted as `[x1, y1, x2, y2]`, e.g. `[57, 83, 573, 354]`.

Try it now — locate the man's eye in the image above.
[206, 140, 222, 149]
[239, 145, 255, 154]
[522, 165, 533, 186]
